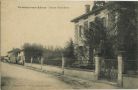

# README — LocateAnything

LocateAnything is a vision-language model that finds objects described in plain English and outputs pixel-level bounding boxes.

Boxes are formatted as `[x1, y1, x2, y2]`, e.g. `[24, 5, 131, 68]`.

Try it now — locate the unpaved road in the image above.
[1, 62, 119, 90]
[1, 62, 72, 90]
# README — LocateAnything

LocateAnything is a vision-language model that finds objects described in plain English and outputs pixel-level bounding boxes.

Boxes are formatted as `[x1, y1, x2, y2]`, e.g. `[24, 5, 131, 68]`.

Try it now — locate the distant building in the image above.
[7, 48, 20, 63]
[8, 50, 17, 63]
[0, 56, 8, 62]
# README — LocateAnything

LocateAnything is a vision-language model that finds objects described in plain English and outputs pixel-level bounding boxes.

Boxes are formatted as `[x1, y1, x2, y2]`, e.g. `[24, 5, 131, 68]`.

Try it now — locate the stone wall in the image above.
[123, 75, 138, 89]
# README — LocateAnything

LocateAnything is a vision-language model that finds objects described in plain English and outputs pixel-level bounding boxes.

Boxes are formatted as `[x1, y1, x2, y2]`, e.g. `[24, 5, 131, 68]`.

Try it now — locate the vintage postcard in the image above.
[1, 0, 138, 90]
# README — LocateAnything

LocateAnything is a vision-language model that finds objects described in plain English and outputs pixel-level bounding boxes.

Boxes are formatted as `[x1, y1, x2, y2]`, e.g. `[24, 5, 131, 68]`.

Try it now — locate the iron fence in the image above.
[99, 59, 118, 82]
[124, 60, 138, 75]
[70, 59, 95, 69]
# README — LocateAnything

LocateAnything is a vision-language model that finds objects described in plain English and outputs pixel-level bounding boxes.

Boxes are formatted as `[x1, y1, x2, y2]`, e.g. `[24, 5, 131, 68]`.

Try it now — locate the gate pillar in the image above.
[117, 51, 125, 87]
[94, 54, 101, 80]
[62, 53, 65, 75]
[23, 55, 25, 66]
[40, 57, 44, 70]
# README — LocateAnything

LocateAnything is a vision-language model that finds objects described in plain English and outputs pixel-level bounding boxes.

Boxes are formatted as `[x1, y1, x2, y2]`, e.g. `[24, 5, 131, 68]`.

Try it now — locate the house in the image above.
[0, 56, 9, 62]
[7, 48, 20, 63]
[71, 1, 138, 73]
[71, 1, 110, 66]
[7, 48, 25, 65]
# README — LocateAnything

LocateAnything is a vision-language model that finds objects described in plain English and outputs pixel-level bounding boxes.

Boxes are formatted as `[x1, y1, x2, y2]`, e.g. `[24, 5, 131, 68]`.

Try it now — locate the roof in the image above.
[7, 48, 21, 53]
[19, 49, 24, 52]
[8, 50, 14, 53]
[71, 3, 109, 23]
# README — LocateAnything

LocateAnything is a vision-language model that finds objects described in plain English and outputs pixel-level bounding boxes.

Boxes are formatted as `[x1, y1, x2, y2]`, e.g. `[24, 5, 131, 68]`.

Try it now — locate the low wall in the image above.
[25, 63, 62, 73]
[42, 65, 62, 73]
[123, 75, 138, 89]
[25, 63, 95, 80]
[64, 68, 95, 80]
[25, 63, 138, 88]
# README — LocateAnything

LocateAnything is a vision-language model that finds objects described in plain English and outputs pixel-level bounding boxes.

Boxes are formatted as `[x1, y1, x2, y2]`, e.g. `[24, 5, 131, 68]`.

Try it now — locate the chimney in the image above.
[85, 5, 90, 13]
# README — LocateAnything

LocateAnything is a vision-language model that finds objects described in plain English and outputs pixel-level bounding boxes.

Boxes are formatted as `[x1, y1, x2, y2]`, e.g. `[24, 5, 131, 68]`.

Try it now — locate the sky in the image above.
[1, 0, 93, 56]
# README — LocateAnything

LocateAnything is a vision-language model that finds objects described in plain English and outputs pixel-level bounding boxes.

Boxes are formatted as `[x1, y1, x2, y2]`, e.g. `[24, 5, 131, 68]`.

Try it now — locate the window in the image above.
[75, 25, 78, 41]
[75, 24, 78, 31]
[102, 17, 106, 27]
[84, 21, 88, 31]
[75, 25, 78, 36]
[79, 26, 82, 37]
[78, 46, 84, 56]
[89, 22, 93, 29]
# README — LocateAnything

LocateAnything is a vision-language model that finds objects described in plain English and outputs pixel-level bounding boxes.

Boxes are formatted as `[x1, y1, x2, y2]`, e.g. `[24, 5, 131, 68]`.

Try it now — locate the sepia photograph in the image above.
[1, 0, 138, 90]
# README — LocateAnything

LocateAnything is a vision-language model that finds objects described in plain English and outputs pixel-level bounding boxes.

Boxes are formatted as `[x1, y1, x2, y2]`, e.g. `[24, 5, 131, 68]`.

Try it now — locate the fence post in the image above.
[117, 51, 124, 87]
[94, 54, 100, 80]
[23, 55, 25, 66]
[62, 54, 65, 75]
[31, 57, 33, 67]
[40, 57, 44, 70]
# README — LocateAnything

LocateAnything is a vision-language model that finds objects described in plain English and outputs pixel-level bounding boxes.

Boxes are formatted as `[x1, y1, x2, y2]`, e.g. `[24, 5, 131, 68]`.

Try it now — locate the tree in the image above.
[42, 46, 63, 66]
[84, 17, 107, 63]
[107, 2, 138, 71]
[23, 43, 44, 63]
[108, 2, 137, 59]
[63, 39, 76, 66]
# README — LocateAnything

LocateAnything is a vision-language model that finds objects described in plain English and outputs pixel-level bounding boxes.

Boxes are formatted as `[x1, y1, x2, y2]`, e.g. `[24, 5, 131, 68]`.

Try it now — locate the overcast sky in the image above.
[1, 0, 93, 56]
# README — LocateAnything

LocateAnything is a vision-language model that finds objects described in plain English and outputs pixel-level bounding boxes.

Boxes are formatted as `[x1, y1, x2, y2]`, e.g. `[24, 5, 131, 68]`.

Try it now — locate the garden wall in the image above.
[123, 75, 138, 89]
[25, 63, 95, 80]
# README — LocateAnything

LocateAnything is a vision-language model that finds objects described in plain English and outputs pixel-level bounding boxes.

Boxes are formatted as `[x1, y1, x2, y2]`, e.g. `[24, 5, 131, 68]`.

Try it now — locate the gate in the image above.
[99, 59, 118, 82]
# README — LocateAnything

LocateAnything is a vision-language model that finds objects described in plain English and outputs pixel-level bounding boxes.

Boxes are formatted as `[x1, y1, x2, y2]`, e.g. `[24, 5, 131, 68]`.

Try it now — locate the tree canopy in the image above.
[23, 43, 44, 61]
[84, 17, 107, 58]
[63, 39, 76, 66]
